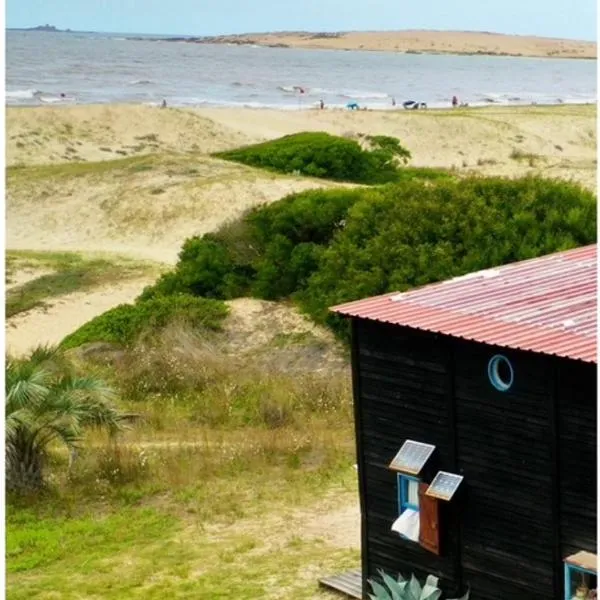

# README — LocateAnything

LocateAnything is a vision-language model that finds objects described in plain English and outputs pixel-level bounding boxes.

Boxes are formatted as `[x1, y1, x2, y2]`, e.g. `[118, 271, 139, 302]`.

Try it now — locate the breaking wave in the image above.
[6, 88, 42, 99]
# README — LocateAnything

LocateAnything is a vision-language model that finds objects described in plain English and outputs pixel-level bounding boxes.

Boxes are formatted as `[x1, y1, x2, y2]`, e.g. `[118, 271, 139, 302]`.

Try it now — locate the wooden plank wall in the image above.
[557, 359, 597, 558]
[356, 319, 460, 594]
[451, 340, 556, 599]
[354, 319, 596, 600]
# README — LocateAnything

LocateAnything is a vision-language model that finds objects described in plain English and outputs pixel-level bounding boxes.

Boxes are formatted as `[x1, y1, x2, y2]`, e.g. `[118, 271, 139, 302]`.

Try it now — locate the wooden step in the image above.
[319, 569, 363, 599]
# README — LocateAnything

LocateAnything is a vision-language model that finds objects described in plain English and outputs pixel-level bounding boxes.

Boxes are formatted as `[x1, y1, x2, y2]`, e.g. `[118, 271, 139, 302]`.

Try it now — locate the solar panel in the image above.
[388, 440, 435, 475]
[425, 471, 464, 501]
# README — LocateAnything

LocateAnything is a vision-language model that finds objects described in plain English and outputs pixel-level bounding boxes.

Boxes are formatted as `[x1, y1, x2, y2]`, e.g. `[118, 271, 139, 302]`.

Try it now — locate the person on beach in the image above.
[319, 98, 324, 110]
[161, 99, 167, 108]
[452, 95, 458, 108]
[391, 96, 396, 107]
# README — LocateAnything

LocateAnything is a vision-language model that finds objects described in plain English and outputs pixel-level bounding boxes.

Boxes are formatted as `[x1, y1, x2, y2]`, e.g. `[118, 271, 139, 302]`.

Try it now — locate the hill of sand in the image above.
[5, 103, 597, 355]
[193, 30, 596, 59]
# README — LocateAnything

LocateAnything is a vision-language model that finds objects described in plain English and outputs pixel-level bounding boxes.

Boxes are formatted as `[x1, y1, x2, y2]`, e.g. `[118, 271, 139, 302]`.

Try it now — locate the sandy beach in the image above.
[192, 30, 596, 59]
[6, 102, 597, 354]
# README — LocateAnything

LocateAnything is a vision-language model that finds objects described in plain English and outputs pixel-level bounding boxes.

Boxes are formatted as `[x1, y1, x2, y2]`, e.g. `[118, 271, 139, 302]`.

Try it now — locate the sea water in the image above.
[6, 30, 597, 109]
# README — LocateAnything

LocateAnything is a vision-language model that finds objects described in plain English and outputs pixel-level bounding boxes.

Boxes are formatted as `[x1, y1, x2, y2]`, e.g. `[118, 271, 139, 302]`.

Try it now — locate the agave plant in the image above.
[368, 569, 470, 600]
[6, 345, 131, 493]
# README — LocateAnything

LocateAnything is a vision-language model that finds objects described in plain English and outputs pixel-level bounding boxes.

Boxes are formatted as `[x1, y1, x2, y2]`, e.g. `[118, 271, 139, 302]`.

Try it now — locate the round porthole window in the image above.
[487, 355, 514, 392]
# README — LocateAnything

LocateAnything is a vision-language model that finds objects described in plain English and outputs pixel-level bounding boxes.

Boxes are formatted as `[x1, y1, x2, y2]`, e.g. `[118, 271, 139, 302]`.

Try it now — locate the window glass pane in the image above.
[408, 480, 419, 506]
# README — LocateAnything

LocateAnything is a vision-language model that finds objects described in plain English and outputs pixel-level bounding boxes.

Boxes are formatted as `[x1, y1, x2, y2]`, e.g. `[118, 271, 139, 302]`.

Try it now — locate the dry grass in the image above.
[5, 250, 160, 318]
[7, 335, 358, 600]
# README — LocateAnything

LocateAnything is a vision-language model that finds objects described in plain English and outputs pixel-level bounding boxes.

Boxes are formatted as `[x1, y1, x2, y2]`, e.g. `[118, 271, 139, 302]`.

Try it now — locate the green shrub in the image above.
[300, 176, 596, 334]
[142, 187, 368, 301]
[369, 569, 469, 600]
[61, 295, 229, 349]
[140, 175, 596, 341]
[215, 131, 414, 184]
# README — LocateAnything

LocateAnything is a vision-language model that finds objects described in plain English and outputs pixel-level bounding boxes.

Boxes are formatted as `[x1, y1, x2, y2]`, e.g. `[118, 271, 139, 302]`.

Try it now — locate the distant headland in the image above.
[126, 30, 597, 60]
[10, 24, 71, 32]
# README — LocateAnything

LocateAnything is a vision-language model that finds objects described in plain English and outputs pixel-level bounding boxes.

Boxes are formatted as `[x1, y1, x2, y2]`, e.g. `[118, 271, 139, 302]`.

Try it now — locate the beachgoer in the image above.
[452, 95, 458, 108]
[391, 97, 396, 107]
[320, 99, 324, 110]
[161, 99, 167, 109]
[60, 93, 66, 98]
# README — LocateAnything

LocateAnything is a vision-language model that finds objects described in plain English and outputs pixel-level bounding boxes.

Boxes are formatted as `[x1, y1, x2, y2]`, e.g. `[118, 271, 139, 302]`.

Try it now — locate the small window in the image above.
[487, 354, 514, 392]
[391, 474, 420, 542]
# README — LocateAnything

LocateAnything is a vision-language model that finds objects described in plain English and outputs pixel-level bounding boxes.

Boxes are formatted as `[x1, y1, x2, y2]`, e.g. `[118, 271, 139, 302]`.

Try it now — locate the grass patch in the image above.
[7, 155, 159, 181]
[61, 295, 229, 349]
[6, 251, 158, 318]
[7, 347, 357, 599]
[7, 485, 358, 599]
[7, 292, 357, 598]
[476, 157, 498, 166]
[510, 148, 544, 166]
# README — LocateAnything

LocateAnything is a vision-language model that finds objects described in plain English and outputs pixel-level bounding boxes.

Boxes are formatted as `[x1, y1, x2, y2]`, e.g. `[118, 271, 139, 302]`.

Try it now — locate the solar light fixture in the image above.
[388, 440, 436, 475]
[425, 471, 464, 501]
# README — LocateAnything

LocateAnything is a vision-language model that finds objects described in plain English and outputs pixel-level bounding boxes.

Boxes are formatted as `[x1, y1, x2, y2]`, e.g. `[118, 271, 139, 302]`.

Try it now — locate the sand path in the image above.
[5, 277, 154, 357]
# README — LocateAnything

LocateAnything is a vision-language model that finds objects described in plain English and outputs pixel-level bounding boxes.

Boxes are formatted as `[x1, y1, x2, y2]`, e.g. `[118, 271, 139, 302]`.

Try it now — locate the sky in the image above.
[6, 0, 598, 41]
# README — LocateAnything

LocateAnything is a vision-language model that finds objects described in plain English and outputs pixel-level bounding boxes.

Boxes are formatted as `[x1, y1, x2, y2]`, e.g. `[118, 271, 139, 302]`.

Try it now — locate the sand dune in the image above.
[198, 30, 596, 59]
[7, 154, 340, 264]
[6, 104, 255, 167]
[8, 105, 596, 267]
[5, 103, 596, 354]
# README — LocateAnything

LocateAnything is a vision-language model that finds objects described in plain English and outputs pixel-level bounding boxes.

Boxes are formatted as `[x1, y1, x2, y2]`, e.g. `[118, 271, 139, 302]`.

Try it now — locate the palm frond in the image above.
[6, 364, 50, 414]
[5, 347, 126, 491]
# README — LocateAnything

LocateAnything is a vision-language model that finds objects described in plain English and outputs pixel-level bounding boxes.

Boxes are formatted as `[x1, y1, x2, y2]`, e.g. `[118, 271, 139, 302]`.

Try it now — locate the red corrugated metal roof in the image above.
[332, 245, 597, 363]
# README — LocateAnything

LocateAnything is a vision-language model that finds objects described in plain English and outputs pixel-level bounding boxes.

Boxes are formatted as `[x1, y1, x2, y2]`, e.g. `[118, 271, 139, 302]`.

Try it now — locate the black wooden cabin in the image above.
[331, 245, 597, 600]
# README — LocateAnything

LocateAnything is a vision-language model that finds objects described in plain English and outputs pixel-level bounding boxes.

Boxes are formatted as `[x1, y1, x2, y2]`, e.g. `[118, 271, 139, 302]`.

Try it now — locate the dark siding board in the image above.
[356, 320, 458, 594]
[462, 568, 553, 600]
[353, 320, 597, 600]
[452, 339, 556, 598]
[359, 365, 448, 395]
[366, 534, 455, 578]
[361, 408, 450, 434]
[350, 319, 370, 599]
[557, 359, 596, 561]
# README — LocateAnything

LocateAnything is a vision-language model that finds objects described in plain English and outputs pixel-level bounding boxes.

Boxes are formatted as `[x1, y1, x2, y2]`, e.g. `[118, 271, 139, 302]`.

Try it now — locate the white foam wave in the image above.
[6, 88, 41, 99]
[129, 79, 153, 85]
[277, 85, 390, 99]
[38, 94, 76, 104]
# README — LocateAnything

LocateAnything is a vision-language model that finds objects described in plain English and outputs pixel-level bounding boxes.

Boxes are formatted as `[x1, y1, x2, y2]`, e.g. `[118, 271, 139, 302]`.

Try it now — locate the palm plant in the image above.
[369, 569, 470, 600]
[6, 345, 130, 493]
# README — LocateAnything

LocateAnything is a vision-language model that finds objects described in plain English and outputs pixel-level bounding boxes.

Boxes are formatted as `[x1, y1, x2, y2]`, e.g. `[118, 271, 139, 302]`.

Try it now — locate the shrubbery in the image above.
[139, 176, 596, 340]
[215, 131, 447, 184]
[61, 295, 229, 349]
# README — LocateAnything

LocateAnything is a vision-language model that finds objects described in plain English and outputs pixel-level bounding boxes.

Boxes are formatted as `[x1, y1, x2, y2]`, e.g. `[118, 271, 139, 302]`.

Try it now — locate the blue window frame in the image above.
[397, 473, 420, 514]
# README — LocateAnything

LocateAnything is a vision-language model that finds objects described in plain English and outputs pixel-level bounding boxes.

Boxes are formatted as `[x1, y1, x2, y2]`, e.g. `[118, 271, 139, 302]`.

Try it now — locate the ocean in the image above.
[6, 30, 597, 110]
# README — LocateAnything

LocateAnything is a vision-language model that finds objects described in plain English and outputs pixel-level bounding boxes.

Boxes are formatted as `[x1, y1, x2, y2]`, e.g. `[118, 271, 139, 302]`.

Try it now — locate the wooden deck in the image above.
[318, 569, 362, 599]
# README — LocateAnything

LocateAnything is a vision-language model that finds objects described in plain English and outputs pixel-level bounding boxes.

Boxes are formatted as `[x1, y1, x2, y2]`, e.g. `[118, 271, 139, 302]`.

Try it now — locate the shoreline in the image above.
[6, 99, 597, 112]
